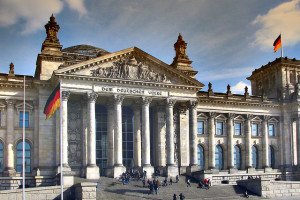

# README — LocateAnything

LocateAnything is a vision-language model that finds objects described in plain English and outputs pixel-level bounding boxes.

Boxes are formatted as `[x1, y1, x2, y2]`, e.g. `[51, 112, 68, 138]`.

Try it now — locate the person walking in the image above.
[170, 177, 173, 185]
[179, 193, 185, 200]
[173, 194, 177, 200]
[176, 175, 179, 183]
[186, 178, 191, 187]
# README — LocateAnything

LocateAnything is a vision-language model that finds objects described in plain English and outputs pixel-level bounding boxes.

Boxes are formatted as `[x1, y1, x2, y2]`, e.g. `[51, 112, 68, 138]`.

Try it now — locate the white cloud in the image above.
[231, 81, 251, 94]
[65, 0, 87, 16]
[252, 0, 300, 50]
[0, 0, 87, 34]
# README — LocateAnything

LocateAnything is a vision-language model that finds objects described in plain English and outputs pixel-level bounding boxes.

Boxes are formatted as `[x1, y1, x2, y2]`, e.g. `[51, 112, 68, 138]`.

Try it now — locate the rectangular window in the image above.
[216, 121, 224, 135]
[19, 111, 29, 128]
[234, 122, 242, 135]
[197, 121, 204, 134]
[251, 123, 259, 136]
[268, 124, 275, 136]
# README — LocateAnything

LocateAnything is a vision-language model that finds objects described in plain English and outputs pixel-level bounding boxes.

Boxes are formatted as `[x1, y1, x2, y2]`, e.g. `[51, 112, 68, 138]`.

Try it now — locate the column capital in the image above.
[166, 98, 176, 107]
[246, 114, 254, 120]
[262, 115, 270, 121]
[208, 112, 217, 118]
[189, 100, 198, 109]
[177, 104, 188, 114]
[87, 92, 98, 102]
[228, 113, 235, 120]
[113, 94, 124, 104]
[61, 91, 70, 101]
[142, 97, 152, 106]
[5, 99, 15, 107]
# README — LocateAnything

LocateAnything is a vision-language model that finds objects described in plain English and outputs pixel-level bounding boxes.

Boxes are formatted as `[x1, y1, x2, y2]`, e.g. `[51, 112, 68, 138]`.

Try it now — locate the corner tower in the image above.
[35, 14, 63, 80]
[171, 34, 198, 78]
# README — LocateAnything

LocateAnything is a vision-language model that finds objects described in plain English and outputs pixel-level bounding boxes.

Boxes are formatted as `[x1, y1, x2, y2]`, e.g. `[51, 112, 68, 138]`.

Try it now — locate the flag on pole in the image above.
[273, 34, 282, 52]
[43, 83, 60, 119]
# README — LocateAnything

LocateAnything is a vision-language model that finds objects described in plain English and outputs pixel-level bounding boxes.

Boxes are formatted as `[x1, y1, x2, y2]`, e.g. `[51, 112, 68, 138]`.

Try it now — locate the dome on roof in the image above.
[62, 44, 109, 57]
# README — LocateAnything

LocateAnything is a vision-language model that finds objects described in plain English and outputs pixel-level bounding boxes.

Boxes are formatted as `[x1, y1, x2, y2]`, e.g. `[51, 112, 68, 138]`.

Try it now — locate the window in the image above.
[268, 124, 275, 136]
[215, 145, 223, 170]
[16, 141, 31, 173]
[251, 123, 259, 136]
[197, 121, 204, 134]
[234, 145, 241, 169]
[19, 111, 29, 128]
[0, 142, 3, 172]
[234, 122, 242, 135]
[197, 145, 205, 169]
[252, 146, 258, 169]
[269, 146, 275, 168]
[216, 121, 224, 135]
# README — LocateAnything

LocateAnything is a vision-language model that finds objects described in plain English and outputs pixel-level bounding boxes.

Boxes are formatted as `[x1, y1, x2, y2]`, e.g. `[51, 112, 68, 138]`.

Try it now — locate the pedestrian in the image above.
[143, 170, 147, 179]
[163, 177, 167, 186]
[176, 175, 179, 183]
[186, 178, 191, 187]
[173, 193, 177, 200]
[170, 177, 173, 185]
[179, 193, 185, 200]
[244, 189, 249, 198]
[142, 179, 146, 187]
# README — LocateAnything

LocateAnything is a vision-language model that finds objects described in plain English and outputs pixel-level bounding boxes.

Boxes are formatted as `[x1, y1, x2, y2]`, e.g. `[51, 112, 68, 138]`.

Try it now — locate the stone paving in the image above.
[95, 176, 264, 200]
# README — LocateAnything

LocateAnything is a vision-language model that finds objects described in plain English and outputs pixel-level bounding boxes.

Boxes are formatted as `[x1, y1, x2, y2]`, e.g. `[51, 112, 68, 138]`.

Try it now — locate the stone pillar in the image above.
[155, 104, 166, 170]
[106, 103, 115, 177]
[112, 95, 126, 178]
[4, 99, 16, 176]
[86, 92, 99, 179]
[227, 114, 235, 170]
[133, 105, 141, 168]
[208, 112, 216, 169]
[33, 101, 40, 175]
[141, 97, 154, 177]
[245, 115, 253, 171]
[178, 105, 190, 174]
[61, 91, 70, 169]
[187, 101, 198, 175]
[262, 116, 270, 170]
[297, 117, 300, 167]
[166, 98, 178, 177]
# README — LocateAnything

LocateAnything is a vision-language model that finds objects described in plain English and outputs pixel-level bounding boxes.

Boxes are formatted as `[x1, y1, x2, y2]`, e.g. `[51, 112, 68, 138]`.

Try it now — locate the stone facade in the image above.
[0, 15, 300, 190]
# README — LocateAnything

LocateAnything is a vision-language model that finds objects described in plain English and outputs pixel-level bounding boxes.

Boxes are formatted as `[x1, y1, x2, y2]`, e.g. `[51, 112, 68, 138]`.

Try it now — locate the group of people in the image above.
[173, 193, 185, 200]
[197, 178, 211, 189]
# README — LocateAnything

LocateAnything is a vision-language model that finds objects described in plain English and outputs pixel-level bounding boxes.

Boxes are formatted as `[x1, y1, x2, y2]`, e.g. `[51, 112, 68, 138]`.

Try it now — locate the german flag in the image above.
[43, 83, 60, 119]
[273, 34, 282, 52]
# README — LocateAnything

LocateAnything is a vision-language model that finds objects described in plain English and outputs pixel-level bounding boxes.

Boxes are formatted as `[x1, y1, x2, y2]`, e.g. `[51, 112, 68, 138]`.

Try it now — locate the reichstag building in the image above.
[0, 15, 299, 188]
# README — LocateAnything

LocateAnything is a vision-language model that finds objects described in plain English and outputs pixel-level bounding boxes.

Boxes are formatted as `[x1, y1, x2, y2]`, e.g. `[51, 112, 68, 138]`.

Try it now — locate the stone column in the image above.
[187, 101, 198, 175]
[133, 104, 141, 168]
[262, 116, 270, 170]
[297, 117, 300, 167]
[245, 115, 253, 171]
[4, 99, 16, 176]
[208, 112, 216, 169]
[227, 114, 235, 170]
[61, 91, 70, 168]
[141, 97, 154, 177]
[112, 95, 126, 178]
[33, 101, 40, 175]
[166, 98, 178, 177]
[86, 92, 99, 179]
[155, 104, 166, 170]
[106, 103, 115, 177]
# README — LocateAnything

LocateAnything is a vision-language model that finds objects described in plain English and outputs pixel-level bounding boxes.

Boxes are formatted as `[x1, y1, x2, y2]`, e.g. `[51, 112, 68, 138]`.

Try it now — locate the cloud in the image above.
[0, 0, 87, 34]
[252, 0, 300, 50]
[65, 0, 87, 16]
[231, 81, 251, 94]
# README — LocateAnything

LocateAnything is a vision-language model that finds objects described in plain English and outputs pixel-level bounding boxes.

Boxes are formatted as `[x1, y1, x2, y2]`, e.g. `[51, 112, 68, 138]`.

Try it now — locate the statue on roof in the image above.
[9, 62, 14, 75]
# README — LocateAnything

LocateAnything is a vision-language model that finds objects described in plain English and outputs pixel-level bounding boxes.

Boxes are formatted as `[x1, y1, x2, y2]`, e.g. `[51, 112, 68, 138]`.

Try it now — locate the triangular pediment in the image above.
[54, 47, 204, 89]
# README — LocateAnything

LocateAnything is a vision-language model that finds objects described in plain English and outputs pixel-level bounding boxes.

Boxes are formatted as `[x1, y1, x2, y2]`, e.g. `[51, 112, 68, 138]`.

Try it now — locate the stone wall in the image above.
[0, 182, 97, 200]
[237, 179, 300, 198]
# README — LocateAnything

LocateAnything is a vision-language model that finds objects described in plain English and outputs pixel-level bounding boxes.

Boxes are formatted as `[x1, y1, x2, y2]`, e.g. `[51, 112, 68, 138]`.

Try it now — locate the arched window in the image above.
[16, 141, 31, 173]
[234, 145, 241, 169]
[252, 146, 258, 169]
[122, 107, 134, 168]
[197, 145, 205, 169]
[0, 142, 3, 172]
[215, 145, 223, 170]
[269, 146, 275, 168]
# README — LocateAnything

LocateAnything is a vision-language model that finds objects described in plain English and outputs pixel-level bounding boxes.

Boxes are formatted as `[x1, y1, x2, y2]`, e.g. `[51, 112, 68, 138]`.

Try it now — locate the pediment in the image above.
[54, 47, 204, 89]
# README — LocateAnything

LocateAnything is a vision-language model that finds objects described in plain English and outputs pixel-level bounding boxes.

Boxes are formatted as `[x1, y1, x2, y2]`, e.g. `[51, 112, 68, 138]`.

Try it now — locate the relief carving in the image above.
[91, 56, 170, 83]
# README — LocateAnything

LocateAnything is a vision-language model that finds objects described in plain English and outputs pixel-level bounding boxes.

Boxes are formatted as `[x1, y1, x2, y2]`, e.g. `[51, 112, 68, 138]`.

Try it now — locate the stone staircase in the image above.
[95, 176, 264, 200]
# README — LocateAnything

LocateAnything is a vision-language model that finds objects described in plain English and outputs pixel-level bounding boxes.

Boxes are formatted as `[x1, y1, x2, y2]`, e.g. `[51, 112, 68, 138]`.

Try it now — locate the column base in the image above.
[264, 166, 272, 173]
[112, 165, 126, 178]
[247, 166, 256, 173]
[86, 165, 100, 180]
[3, 167, 16, 177]
[56, 165, 71, 174]
[229, 167, 238, 174]
[57, 174, 74, 186]
[142, 165, 154, 179]
[166, 165, 178, 178]
[186, 164, 199, 176]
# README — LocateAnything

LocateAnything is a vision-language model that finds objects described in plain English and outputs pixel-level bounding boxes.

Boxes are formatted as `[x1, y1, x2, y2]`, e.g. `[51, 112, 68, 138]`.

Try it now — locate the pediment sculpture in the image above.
[91, 57, 170, 83]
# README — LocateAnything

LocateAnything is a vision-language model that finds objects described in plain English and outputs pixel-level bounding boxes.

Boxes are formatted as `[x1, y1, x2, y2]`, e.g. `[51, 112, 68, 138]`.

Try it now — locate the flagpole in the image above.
[60, 80, 63, 200]
[22, 76, 26, 200]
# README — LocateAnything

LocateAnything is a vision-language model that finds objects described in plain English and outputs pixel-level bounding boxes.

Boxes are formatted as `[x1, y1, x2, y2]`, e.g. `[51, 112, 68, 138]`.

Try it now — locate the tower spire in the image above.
[171, 33, 197, 78]
[41, 14, 62, 53]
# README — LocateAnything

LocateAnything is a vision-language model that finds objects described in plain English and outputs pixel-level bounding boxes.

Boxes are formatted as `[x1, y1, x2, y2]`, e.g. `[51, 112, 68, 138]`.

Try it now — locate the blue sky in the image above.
[0, 0, 300, 94]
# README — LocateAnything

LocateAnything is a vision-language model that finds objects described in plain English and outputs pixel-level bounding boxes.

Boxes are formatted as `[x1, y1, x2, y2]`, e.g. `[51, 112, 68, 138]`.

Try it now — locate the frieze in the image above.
[90, 56, 171, 83]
